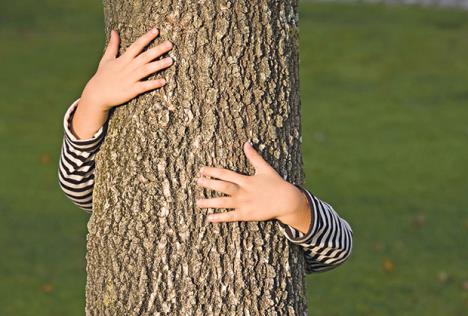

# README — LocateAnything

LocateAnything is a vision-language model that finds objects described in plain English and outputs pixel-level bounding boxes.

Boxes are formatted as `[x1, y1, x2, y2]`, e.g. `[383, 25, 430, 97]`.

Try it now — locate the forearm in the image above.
[58, 98, 106, 212]
[71, 94, 110, 139]
[277, 185, 353, 273]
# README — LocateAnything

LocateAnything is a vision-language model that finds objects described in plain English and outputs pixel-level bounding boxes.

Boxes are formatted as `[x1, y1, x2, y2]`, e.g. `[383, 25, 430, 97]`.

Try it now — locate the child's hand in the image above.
[195, 141, 312, 234]
[81, 27, 174, 112]
[70, 27, 174, 139]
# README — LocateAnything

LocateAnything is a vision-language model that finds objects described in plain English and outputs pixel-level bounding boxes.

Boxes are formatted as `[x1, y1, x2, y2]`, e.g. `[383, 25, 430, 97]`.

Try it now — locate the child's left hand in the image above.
[195, 141, 311, 231]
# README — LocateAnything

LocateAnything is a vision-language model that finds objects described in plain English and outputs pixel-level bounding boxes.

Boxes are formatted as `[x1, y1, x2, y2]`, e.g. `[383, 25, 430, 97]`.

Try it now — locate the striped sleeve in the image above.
[277, 184, 353, 274]
[57, 98, 107, 213]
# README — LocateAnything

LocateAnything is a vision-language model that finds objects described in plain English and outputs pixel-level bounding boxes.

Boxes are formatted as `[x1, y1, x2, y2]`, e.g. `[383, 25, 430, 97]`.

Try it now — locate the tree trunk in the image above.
[87, 0, 307, 314]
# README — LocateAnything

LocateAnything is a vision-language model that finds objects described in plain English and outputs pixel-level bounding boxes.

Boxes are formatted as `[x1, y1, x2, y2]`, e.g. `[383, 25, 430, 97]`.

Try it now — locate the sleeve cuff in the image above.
[63, 98, 106, 150]
[277, 183, 319, 245]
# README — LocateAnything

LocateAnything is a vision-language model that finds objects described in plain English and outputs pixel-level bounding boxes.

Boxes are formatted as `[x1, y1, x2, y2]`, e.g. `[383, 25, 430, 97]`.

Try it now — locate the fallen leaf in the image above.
[39, 153, 51, 165]
[41, 282, 54, 293]
[383, 259, 395, 273]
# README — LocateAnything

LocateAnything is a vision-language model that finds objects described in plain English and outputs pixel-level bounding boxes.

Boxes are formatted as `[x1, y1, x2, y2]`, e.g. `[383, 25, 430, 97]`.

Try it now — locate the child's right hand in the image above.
[69, 27, 174, 140]
[82, 27, 174, 112]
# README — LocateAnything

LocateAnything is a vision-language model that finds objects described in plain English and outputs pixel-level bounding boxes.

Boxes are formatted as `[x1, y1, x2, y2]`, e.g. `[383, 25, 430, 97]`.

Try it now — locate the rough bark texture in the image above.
[87, 0, 307, 315]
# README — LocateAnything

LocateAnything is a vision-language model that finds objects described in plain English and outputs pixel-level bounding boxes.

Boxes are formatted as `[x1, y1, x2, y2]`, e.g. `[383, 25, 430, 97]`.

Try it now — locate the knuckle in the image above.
[138, 32, 153, 45]
[134, 52, 148, 63]
[142, 81, 151, 89]
[150, 46, 163, 57]
[135, 84, 146, 94]
[219, 182, 230, 192]
[136, 65, 152, 78]
[143, 63, 154, 73]
[131, 38, 145, 50]
[224, 182, 237, 193]
[157, 40, 171, 51]
[132, 84, 144, 95]
[151, 80, 163, 89]
[227, 170, 236, 176]
[128, 41, 138, 52]
[239, 176, 251, 187]
[151, 60, 163, 70]
[137, 35, 147, 45]
[150, 80, 163, 89]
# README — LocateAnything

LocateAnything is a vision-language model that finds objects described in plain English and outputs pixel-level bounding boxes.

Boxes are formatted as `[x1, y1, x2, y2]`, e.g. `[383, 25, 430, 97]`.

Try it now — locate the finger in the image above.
[199, 166, 248, 185]
[196, 176, 239, 196]
[133, 78, 166, 95]
[196, 197, 236, 209]
[133, 40, 173, 66]
[135, 57, 173, 80]
[101, 30, 120, 62]
[206, 210, 242, 223]
[123, 27, 159, 60]
[243, 141, 274, 174]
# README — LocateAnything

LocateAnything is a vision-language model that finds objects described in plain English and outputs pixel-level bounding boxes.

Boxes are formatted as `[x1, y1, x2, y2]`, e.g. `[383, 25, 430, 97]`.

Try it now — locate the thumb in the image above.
[243, 141, 272, 174]
[101, 30, 120, 62]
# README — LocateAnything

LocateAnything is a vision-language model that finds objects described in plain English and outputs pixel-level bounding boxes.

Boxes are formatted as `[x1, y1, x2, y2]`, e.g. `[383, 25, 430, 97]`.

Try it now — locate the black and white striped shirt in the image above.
[58, 98, 353, 274]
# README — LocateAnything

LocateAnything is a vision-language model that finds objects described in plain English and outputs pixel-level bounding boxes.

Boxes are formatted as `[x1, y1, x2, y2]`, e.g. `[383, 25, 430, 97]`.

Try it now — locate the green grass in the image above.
[0, 1, 467, 315]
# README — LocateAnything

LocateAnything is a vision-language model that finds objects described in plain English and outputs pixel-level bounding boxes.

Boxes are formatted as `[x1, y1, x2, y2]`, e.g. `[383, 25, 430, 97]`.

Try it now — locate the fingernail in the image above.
[206, 214, 213, 222]
[152, 28, 159, 34]
[160, 78, 166, 85]
[247, 139, 253, 146]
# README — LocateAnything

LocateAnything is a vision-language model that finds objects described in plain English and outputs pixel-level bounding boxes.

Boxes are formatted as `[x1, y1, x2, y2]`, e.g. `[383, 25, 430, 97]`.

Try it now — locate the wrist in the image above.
[80, 84, 110, 113]
[277, 183, 312, 235]
[70, 97, 110, 140]
[74, 96, 110, 123]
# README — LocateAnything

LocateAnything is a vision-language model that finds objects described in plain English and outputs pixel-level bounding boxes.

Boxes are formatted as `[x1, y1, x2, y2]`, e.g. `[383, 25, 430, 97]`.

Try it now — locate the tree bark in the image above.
[87, 0, 307, 314]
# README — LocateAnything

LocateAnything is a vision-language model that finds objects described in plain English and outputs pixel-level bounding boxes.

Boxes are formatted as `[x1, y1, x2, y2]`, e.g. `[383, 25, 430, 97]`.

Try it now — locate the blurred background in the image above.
[0, 0, 467, 315]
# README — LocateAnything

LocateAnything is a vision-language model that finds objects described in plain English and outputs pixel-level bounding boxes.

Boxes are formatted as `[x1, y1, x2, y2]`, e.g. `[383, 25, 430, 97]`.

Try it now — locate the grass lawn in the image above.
[0, 1, 467, 315]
